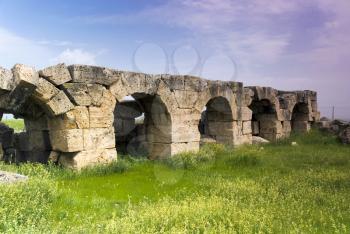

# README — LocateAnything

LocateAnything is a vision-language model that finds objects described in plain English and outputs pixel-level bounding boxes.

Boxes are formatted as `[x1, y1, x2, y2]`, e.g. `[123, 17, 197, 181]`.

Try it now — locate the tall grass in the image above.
[0, 129, 349, 233]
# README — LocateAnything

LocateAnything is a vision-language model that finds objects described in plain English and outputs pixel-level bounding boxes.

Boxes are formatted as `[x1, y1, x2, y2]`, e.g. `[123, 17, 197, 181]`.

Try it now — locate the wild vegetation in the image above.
[0, 129, 350, 233]
[2, 119, 25, 132]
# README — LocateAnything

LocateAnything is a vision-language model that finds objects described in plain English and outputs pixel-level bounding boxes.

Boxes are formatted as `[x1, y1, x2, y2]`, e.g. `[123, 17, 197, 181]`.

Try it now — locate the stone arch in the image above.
[113, 92, 172, 159]
[249, 99, 280, 141]
[198, 96, 234, 145]
[291, 102, 311, 133]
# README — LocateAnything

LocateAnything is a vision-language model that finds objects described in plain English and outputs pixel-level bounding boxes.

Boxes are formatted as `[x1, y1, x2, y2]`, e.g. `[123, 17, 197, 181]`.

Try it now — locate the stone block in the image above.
[48, 106, 89, 130]
[240, 107, 252, 121]
[242, 121, 252, 135]
[87, 84, 105, 106]
[7, 64, 39, 111]
[83, 127, 115, 150]
[59, 148, 117, 170]
[68, 65, 122, 85]
[89, 106, 114, 128]
[161, 75, 185, 90]
[39, 63, 71, 85]
[50, 129, 84, 152]
[0, 67, 14, 91]
[12, 64, 39, 86]
[62, 83, 92, 106]
[33, 78, 60, 103]
[62, 83, 105, 106]
[45, 91, 74, 116]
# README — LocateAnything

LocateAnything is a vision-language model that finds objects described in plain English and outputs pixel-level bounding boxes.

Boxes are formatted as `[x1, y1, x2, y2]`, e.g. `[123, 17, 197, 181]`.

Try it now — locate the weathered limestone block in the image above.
[62, 83, 93, 106]
[12, 64, 39, 86]
[88, 84, 105, 106]
[68, 65, 121, 85]
[59, 148, 117, 170]
[172, 125, 200, 143]
[252, 136, 269, 145]
[39, 63, 71, 85]
[45, 91, 74, 116]
[162, 75, 185, 91]
[282, 121, 292, 134]
[89, 90, 116, 128]
[83, 127, 115, 150]
[8, 64, 39, 110]
[184, 75, 208, 92]
[0, 67, 14, 91]
[50, 129, 84, 152]
[62, 83, 105, 106]
[48, 106, 89, 130]
[240, 107, 252, 121]
[33, 78, 60, 102]
[243, 88, 254, 106]
[242, 121, 252, 135]
[121, 72, 160, 95]
[174, 90, 199, 109]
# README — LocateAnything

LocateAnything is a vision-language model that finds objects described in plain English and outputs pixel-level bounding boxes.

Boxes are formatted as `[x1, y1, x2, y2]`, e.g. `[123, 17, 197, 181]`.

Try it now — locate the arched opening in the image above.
[0, 108, 51, 164]
[113, 93, 172, 159]
[198, 97, 233, 145]
[249, 99, 279, 141]
[291, 103, 310, 133]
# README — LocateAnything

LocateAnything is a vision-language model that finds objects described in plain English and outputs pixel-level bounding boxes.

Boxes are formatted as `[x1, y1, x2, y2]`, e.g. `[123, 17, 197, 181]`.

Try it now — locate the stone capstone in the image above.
[39, 63, 72, 85]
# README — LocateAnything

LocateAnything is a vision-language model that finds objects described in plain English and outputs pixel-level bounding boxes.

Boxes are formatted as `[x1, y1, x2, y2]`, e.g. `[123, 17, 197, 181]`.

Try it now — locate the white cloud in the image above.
[0, 27, 53, 69]
[50, 49, 97, 65]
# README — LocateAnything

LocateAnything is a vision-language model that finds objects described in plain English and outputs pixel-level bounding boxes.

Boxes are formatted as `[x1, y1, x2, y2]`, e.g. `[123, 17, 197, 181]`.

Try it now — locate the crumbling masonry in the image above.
[0, 64, 319, 169]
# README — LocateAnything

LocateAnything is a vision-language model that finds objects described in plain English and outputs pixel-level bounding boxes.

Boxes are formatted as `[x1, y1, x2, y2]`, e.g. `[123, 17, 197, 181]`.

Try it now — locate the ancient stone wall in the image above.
[0, 64, 320, 169]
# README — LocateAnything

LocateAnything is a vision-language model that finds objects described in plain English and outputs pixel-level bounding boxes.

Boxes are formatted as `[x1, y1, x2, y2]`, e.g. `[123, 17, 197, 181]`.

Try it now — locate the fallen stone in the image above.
[252, 136, 270, 145]
[0, 171, 28, 184]
[39, 63, 71, 85]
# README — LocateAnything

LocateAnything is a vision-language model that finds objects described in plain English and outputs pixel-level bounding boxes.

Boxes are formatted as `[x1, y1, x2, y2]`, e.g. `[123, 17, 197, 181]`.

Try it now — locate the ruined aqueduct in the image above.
[0, 64, 319, 169]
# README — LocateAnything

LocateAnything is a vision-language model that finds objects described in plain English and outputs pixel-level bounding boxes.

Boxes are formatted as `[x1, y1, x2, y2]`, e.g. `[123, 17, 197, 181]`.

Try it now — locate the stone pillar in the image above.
[49, 89, 117, 169]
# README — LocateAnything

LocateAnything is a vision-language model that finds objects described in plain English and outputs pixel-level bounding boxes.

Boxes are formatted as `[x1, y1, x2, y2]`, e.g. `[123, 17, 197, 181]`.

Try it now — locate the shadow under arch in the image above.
[113, 92, 172, 159]
[198, 96, 234, 145]
[249, 99, 279, 141]
[291, 102, 310, 133]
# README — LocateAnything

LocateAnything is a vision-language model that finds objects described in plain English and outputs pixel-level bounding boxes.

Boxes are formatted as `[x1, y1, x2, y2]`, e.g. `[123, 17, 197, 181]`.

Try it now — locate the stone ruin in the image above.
[0, 64, 320, 169]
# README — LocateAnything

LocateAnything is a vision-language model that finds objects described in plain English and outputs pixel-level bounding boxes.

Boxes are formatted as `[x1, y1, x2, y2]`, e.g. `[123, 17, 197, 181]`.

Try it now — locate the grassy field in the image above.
[1, 130, 350, 233]
[1, 119, 25, 132]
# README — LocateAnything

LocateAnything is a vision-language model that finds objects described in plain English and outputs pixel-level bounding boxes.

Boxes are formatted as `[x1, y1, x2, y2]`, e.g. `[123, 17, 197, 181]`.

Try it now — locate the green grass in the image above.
[1, 119, 25, 132]
[1, 130, 350, 233]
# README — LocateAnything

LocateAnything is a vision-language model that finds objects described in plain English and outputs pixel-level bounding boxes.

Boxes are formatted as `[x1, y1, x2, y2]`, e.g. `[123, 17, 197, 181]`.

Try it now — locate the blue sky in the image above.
[0, 0, 349, 118]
